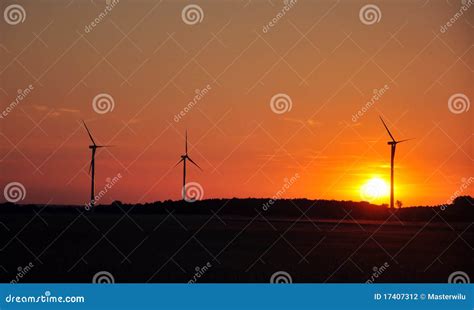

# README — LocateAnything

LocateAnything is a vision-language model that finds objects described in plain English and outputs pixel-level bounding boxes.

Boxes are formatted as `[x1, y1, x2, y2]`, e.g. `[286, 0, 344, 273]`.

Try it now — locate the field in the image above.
[1, 208, 472, 283]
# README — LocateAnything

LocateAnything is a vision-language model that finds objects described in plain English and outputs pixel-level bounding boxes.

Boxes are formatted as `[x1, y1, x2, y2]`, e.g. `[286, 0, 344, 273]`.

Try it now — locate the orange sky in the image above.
[0, 0, 472, 206]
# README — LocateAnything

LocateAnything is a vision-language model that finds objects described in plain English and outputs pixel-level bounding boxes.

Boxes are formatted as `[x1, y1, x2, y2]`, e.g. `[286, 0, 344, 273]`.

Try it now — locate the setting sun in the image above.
[360, 177, 390, 203]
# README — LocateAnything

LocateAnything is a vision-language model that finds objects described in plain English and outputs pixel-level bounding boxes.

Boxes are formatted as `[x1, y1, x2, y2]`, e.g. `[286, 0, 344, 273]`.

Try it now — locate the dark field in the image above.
[1, 205, 472, 283]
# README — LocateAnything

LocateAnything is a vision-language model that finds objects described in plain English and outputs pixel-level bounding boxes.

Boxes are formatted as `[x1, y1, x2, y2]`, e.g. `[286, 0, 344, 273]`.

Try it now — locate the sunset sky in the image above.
[0, 0, 472, 206]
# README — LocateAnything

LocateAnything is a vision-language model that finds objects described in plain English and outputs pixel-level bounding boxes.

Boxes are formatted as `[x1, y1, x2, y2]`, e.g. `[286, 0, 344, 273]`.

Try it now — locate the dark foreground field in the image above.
[1, 199, 472, 283]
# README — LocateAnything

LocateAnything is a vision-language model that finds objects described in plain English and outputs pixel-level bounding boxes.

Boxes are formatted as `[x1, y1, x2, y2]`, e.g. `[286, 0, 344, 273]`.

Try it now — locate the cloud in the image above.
[283, 117, 323, 128]
[58, 108, 80, 113]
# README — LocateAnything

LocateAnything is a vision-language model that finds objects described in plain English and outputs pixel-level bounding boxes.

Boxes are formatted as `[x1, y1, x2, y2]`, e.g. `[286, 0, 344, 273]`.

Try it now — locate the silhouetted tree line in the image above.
[1, 196, 473, 222]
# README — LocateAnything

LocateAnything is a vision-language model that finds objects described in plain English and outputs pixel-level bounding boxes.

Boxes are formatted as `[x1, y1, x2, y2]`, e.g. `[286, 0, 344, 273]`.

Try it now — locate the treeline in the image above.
[1, 196, 472, 222]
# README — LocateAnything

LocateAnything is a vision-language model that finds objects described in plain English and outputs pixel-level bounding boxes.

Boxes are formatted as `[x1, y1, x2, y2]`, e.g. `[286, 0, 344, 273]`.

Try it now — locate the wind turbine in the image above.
[83, 121, 110, 208]
[379, 116, 413, 209]
[175, 130, 202, 201]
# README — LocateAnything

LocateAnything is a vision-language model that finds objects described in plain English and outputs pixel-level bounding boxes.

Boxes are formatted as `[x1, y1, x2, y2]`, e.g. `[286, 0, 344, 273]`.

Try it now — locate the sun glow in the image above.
[360, 177, 390, 202]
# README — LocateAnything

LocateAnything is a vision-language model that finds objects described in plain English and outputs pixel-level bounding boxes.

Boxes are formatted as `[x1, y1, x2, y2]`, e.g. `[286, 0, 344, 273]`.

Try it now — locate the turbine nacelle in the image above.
[388, 140, 412, 146]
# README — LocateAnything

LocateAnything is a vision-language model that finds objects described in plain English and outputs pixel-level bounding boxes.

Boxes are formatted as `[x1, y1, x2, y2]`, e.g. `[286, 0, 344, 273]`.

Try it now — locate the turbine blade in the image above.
[96, 145, 115, 148]
[187, 156, 202, 171]
[174, 158, 184, 167]
[185, 130, 188, 154]
[82, 121, 96, 145]
[396, 138, 415, 144]
[88, 159, 93, 174]
[379, 116, 396, 142]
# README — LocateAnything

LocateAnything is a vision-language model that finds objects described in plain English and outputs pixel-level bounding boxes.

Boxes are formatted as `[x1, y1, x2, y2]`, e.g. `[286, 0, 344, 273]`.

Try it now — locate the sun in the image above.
[360, 177, 389, 202]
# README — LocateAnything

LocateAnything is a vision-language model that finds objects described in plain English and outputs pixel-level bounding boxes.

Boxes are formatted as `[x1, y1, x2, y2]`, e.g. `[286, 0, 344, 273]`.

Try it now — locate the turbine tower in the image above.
[379, 116, 413, 209]
[175, 130, 202, 201]
[83, 121, 109, 208]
